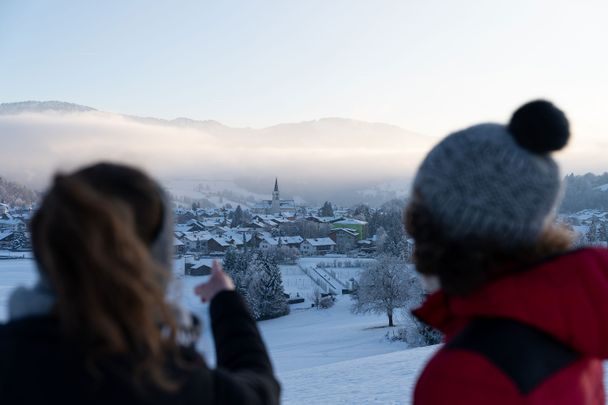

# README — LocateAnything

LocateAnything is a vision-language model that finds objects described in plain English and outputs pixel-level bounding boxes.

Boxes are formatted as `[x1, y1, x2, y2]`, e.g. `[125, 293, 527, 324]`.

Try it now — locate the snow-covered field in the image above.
[0, 259, 37, 322]
[8, 259, 607, 404]
[0, 258, 432, 403]
[279, 265, 318, 298]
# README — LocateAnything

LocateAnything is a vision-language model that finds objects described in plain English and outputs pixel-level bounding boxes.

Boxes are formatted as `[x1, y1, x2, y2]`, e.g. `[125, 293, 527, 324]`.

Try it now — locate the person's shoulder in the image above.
[0, 316, 60, 344]
[415, 344, 522, 404]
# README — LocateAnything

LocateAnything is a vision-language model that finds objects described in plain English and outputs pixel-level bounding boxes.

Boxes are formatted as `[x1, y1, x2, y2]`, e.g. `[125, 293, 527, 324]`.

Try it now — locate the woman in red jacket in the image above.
[0, 163, 280, 404]
[406, 100, 608, 404]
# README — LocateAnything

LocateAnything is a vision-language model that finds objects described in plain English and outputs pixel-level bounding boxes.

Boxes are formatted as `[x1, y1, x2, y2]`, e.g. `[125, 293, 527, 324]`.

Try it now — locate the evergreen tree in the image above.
[319, 201, 334, 217]
[9, 232, 27, 251]
[350, 203, 371, 221]
[231, 205, 244, 228]
[247, 251, 289, 320]
[586, 217, 599, 244]
[223, 248, 252, 296]
[598, 221, 608, 244]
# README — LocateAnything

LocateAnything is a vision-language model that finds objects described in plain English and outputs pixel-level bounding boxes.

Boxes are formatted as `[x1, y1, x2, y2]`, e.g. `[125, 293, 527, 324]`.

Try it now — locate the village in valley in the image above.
[173, 180, 379, 276]
[2, 175, 608, 315]
[0, 178, 411, 311]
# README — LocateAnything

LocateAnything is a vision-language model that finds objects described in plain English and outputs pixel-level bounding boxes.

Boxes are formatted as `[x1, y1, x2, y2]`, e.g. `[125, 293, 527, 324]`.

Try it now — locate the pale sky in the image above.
[1, 0, 607, 138]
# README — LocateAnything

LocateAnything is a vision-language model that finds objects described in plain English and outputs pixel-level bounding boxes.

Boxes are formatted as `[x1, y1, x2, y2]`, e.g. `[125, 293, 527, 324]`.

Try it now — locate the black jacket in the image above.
[0, 290, 280, 404]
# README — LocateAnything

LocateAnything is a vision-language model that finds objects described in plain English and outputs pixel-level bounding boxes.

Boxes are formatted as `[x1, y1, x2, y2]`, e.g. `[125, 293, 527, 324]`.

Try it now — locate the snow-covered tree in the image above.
[223, 248, 252, 295]
[319, 201, 334, 217]
[9, 232, 28, 251]
[231, 205, 245, 228]
[246, 252, 289, 320]
[351, 254, 419, 326]
[586, 217, 600, 244]
[598, 221, 608, 244]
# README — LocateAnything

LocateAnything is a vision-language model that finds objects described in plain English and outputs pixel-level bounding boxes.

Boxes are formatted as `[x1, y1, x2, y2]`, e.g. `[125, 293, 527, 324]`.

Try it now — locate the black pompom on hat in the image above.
[508, 100, 570, 154]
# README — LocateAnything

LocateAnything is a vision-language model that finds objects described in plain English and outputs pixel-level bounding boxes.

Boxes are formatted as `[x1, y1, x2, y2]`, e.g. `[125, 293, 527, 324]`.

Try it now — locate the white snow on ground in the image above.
[2, 259, 608, 404]
[280, 345, 438, 404]
[257, 297, 408, 373]
[279, 265, 318, 298]
[0, 250, 32, 259]
[0, 260, 38, 322]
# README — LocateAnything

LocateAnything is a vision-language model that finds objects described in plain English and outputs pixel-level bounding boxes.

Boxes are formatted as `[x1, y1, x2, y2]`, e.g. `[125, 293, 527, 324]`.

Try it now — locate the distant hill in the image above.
[0, 100, 433, 205]
[0, 176, 38, 207]
[0, 101, 95, 115]
[560, 173, 608, 213]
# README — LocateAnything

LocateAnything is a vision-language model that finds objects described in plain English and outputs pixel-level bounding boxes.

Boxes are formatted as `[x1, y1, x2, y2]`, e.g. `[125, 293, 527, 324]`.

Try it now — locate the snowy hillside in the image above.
[281, 346, 437, 404]
[3, 259, 605, 404]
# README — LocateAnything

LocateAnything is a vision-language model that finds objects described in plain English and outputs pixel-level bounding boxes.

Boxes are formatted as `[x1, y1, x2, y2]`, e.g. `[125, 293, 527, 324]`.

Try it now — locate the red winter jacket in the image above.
[413, 248, 608, 405]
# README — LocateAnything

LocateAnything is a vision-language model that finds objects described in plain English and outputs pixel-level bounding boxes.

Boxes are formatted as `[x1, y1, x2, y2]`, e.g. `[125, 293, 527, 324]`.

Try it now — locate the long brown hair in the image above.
[31, 163, 185, 391]
[404, 192, 573, 296]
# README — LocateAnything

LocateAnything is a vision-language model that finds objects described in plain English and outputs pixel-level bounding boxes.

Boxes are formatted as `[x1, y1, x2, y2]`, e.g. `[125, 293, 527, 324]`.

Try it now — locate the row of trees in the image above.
[560, 173, 608, 213]
[584, 216, 608, 244]
[223, 249, 289, 321]
[0, 176, 38, 207]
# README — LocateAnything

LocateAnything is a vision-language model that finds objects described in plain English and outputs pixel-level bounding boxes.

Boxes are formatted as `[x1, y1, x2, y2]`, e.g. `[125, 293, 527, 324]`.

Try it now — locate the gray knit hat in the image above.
[412, 100, 570, 248]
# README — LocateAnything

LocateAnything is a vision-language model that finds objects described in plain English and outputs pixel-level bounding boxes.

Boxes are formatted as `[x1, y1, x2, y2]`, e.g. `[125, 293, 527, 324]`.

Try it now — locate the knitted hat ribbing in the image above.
[412, 100, 570, 248]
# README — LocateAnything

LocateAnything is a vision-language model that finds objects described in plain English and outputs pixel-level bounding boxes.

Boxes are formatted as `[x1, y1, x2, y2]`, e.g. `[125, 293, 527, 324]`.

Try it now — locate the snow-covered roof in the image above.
[334, 218, 368, 226]
[209, 236, 232, 247]
[281, 236, 304, 245]
[181, 231, 213, 242]
[260, 235, 304, 246]
[223, 231, 254, 245]
[0, 230, 14, 241]
[305, 237, 336, 247]
[305, 216, 343, 223]
[187, 258, 214, 270]
[174, 224, 191, 233]
[260, 235, 279, 246]
[330, 228, 359, 237]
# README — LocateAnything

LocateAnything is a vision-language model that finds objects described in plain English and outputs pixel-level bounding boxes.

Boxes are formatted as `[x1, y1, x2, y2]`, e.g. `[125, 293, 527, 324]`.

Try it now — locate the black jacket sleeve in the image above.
[209, 290, 280, 404]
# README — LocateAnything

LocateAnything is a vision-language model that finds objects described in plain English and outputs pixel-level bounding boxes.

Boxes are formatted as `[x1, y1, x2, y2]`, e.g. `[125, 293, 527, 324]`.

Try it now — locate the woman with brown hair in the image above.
[408, 101, 608, 404]
[0, 163, 280, 404]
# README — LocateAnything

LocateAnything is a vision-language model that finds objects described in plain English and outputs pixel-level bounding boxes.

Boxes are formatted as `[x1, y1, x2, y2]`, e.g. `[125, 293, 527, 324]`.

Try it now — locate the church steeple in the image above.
[271, 178, 280, 214]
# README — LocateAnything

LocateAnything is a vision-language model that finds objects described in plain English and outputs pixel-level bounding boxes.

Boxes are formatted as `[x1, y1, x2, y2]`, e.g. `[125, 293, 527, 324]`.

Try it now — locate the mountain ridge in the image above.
[0, 100, 424, 137]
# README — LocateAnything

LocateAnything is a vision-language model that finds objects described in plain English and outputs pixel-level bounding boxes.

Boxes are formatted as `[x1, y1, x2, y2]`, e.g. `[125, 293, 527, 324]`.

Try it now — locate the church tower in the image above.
[270, 178, 280, 215]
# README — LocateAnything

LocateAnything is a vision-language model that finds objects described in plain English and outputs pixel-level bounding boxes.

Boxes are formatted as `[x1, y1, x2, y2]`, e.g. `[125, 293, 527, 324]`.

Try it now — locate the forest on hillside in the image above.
[560, 173, 608, 213]
[0, 177, 38, 207]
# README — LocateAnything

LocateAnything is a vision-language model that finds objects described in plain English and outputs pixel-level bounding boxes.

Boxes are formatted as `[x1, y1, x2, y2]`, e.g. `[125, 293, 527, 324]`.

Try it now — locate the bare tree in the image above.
[351, 254, 419, 326]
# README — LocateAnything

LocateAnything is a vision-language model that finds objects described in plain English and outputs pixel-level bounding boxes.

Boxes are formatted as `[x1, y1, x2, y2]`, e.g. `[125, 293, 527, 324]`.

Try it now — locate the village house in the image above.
[300, 215, 343, 238]
[299, 237, 336, 256]
[331, 218, 368, 240]
[185, 258, 214, 276]
[329, 227, 359, 253]
[179, 231, 213, 253]
[207, 236, 232, 254]
[173, 237, 186, 256]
